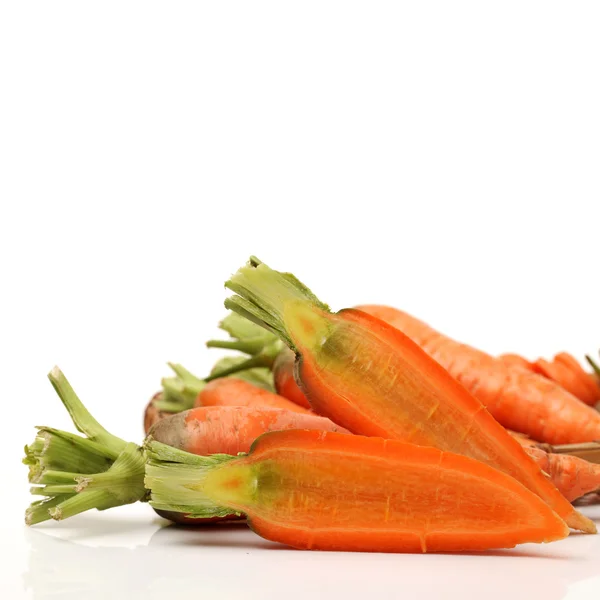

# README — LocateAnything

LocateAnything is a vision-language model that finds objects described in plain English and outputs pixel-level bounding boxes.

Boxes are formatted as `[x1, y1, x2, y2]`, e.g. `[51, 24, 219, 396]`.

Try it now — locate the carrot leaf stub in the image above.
[24, 368, 146, 525]
[144, 430, 569, 553]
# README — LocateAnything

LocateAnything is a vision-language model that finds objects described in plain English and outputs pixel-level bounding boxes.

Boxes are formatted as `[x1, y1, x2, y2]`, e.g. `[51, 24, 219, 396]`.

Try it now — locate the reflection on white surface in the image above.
[21, 505, 600, 600]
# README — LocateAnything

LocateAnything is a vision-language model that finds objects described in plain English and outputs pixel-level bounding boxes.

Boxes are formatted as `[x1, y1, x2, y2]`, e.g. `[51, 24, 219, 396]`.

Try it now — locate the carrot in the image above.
[224, 257, 595, 533]
[149, 405, 348, 524]
[146, 429, 569, 552]
[144, 392, 166, 433]
[197, 377, 312, 415]
[498, 353, 535, 371]
[533, 353, 600, 406]
[357, 305, 600, 445]
[149, 405, 348, 456]
[501, 350, 600, 406]
[272, 347, 311, 409]
[146, 356, 276, 428]
[521, 446, 600, 502]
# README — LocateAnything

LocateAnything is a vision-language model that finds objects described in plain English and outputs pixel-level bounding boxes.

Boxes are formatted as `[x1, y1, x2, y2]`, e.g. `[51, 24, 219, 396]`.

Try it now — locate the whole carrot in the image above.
[224, 257, 594, 533]
[197, 377, 312, 414]
[146, 429, 569, 552]
[358, 305, 600, 444]
[149, 405, 348, 456]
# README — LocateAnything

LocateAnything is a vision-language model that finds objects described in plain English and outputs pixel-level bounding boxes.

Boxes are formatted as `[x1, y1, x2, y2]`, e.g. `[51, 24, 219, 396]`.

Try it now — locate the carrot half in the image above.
[358, 305, 600, 444]
[197, 377, 312, 415]
[146, 429, 569, 552]
[223, 257, 595, 533]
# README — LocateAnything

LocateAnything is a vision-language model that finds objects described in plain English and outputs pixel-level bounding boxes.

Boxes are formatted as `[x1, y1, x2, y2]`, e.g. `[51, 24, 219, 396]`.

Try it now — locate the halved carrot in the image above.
[146, 429, 569, 552]
[223, 257, 595, 533]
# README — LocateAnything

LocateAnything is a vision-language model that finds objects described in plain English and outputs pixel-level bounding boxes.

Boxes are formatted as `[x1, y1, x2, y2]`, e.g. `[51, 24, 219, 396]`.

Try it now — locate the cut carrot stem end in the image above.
[24, 368, 146, 525]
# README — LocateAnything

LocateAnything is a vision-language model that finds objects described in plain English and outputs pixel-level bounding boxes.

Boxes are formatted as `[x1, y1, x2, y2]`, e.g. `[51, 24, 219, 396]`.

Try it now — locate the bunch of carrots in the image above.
[23, 256, 600, 554]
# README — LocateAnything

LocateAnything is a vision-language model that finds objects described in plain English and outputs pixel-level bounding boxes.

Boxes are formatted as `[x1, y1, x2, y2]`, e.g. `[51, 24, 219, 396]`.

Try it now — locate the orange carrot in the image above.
[197, 377, 312, 414]
[272, 347, 311, 409]
[146, 429, 569, 552]
[149, 405, 348, 524]
[522, 446, 600, 502]
[534, 353, 600, 406]
[501, 351, 600, 406]
[149, 405, 348, 456]
[358, 305, 600, 445]
[223, 258, 595, 533]
[498, 353, 535, 371]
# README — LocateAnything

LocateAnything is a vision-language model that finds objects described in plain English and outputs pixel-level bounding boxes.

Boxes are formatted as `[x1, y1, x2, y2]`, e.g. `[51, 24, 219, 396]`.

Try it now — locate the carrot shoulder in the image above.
[223, 257, 595, 533]
[357, 305, 600, 444]
[146, 430, 569, 553]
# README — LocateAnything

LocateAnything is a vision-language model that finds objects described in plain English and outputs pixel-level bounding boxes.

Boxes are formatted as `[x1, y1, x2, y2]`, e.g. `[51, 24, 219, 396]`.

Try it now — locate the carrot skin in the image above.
[149, 405, 348, 456]
[523, 446, 600, 502]
[197, 378, 312, 414]
[273, 347, 311, 409]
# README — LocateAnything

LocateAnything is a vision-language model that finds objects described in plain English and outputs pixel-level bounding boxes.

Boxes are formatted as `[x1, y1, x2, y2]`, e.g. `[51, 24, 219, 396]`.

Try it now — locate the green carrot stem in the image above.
[167, 363, 205, 388]
[205, 338, 268, 355]
[585, 354, 600, 379]
[144, 440, 239, 519]
[218, 312, 274, 342]
[224, 257, 330, 352]
[24, 368, 146, 525]
[48, 367, 125, 455]
[25, 496, 76, 526]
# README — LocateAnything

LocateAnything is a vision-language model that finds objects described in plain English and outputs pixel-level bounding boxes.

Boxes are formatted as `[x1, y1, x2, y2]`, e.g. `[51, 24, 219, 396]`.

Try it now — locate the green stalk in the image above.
[144, 440, 239, 519]
[218, 312, 274, 343]
[24, 368, 146, 525]
[585, 353, 600, 379]
[156, 354, 276, 414]
[224, 256, 330, 352]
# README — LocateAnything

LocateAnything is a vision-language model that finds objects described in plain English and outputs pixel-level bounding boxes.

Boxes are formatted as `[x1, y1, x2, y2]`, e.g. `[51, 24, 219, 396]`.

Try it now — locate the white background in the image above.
[1, 2, 600, 599]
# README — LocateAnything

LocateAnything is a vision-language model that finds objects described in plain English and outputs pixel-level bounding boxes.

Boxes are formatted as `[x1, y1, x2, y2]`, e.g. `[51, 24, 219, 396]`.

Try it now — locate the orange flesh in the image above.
[208, 431, 568, 552]
[293, 308, 594, 532]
